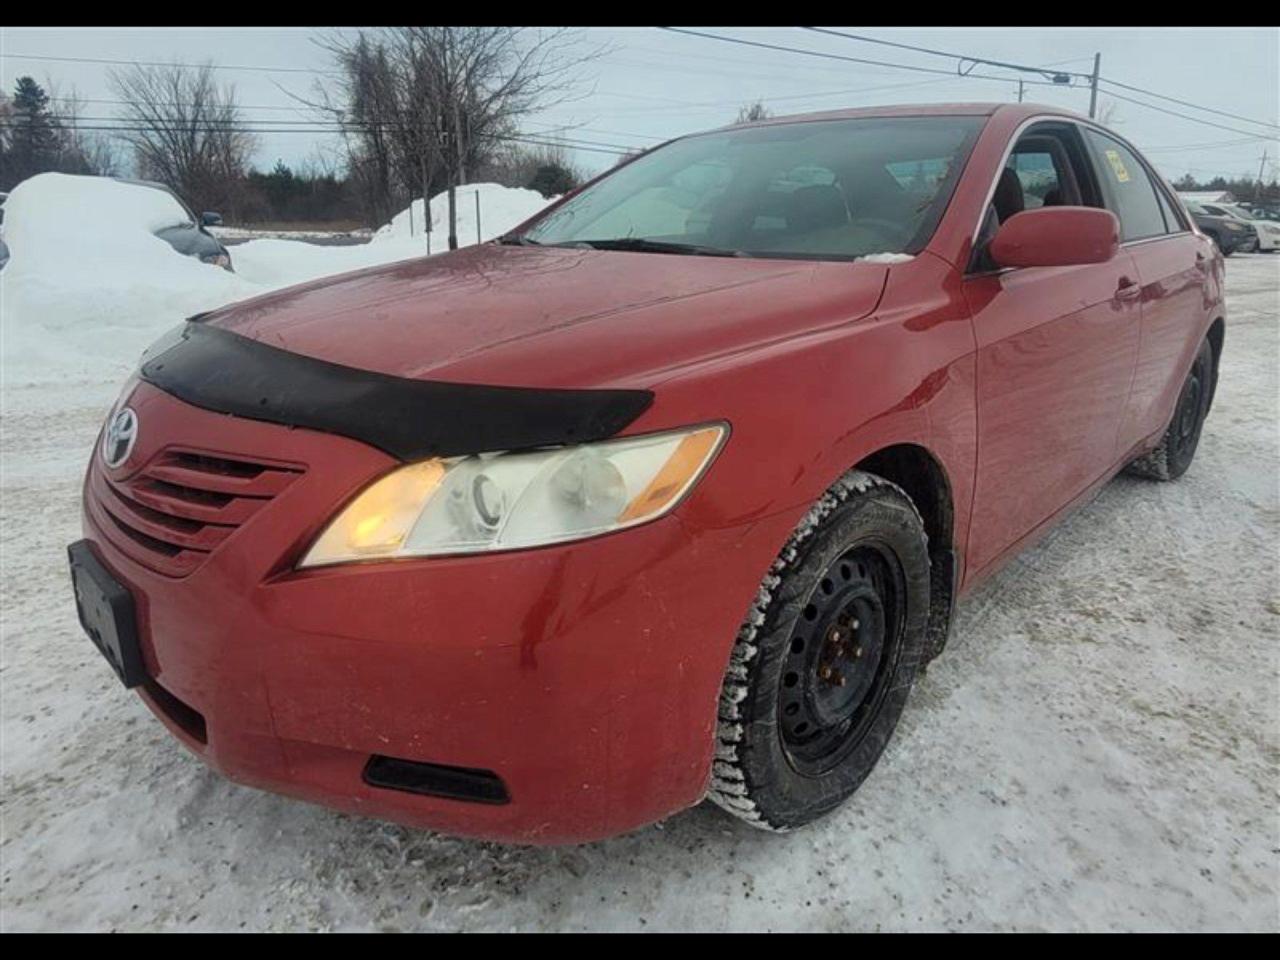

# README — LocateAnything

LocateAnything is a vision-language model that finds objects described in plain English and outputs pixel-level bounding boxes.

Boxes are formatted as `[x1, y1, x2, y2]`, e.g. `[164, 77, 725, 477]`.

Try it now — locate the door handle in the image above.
[1115, 277, 1142, 301]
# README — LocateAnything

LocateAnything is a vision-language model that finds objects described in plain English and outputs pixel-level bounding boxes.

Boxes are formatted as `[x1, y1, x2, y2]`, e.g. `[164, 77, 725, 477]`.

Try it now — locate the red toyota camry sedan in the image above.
[70, 103, 1224, 844]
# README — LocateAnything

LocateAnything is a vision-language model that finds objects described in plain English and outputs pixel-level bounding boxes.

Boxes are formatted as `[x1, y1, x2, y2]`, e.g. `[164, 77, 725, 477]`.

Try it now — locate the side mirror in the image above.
[200, 211, 223, 227]
[989, 206, 1119, 269]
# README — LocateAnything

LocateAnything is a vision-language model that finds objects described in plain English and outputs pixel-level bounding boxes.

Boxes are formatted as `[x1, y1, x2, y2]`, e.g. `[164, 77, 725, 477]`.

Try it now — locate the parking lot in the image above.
[1, 254, 1276, 932]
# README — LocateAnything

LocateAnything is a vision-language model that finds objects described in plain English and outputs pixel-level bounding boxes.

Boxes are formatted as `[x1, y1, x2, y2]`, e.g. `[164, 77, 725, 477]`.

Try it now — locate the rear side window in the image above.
[1155, 187, 1186, 233]
[1083, 130, 1167, 241]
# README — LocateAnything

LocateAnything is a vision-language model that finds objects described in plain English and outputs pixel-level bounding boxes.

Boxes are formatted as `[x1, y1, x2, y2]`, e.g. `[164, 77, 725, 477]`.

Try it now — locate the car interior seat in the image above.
[993, 167, 1026, 224]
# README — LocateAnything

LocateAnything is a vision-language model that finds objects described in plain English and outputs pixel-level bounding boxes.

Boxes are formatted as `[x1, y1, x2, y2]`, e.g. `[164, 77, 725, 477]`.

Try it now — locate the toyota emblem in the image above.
[102, 407, 139, 469]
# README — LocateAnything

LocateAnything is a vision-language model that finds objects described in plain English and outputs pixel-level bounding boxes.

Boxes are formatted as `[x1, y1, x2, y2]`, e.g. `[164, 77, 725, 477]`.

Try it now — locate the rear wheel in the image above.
[1127, 337, 1215, 481]
[709, 470, 930, 830]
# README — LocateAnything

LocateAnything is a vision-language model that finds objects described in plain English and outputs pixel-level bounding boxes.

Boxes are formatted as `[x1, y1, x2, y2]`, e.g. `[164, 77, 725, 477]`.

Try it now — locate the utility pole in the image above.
[444, 30, 458, 252]
[1017, 79, 1024, 103]
[1257, 150, 1269, 202]
[1088, 52, 1101, 119]
[422, 143, 431, 255]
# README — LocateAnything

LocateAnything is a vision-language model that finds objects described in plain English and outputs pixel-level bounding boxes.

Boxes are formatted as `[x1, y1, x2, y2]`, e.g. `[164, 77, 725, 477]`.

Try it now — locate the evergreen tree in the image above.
[527, 162, 578, 198]
[3, 77, 61, 189]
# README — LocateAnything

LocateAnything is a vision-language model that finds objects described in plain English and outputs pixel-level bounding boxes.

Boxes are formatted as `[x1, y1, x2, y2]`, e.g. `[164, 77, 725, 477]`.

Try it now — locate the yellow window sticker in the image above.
[1104, 149, 1131, 183]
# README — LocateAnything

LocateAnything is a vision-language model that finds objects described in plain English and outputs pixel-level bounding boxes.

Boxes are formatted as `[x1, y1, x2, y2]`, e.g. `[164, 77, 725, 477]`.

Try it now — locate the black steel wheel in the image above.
[711, 470, 931, 831]
[778, 544, 905, 776]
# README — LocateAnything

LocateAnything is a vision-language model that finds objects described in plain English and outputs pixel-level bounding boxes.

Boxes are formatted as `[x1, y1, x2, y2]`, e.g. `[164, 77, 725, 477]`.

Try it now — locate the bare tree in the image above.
[108, 62, 256, 217]
[43, 80, 120, 177]
[313, 27, 599, 243]
[1096, 98, 1122, 126]
[735, 100, 771, 124]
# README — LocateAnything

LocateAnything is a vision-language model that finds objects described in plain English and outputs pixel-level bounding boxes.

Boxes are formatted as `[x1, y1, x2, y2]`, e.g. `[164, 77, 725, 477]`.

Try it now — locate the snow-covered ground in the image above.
[1, 225, 1277, 927]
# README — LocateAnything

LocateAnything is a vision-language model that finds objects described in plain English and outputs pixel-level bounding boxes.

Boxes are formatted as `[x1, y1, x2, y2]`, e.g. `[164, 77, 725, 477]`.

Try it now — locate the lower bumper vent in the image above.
[362, 755, 510, 805]
[143, 678, 208, 745]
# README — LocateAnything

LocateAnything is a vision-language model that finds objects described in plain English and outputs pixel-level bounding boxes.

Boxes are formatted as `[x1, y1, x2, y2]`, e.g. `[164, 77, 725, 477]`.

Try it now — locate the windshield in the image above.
[1221, 204, 1257, 220]
[520, 116, 985, 260]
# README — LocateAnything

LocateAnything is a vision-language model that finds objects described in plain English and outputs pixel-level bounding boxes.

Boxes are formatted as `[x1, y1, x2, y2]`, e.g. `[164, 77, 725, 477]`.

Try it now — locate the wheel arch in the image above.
[852, 442, 958, 660]
[1206, 316, 1225, 414]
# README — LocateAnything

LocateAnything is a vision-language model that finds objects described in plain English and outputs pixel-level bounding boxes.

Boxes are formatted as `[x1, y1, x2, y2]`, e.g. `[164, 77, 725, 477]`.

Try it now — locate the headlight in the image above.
[1225, 221, 1244, 232]
[299, 423, 728, 567]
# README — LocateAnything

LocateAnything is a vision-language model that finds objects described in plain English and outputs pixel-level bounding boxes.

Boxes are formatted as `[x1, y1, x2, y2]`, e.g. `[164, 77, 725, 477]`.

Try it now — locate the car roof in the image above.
[720, 101, 1085, 131]
[110, 177, 197, 218]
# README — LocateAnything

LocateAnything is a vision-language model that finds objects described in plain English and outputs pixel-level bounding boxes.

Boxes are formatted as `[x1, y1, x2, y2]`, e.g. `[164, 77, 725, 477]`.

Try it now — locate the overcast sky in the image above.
[3, 26, 1277, 185]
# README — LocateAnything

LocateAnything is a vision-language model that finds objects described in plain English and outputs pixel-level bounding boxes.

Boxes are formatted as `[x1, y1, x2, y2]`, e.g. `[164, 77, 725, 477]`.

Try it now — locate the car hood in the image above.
[200, 243, 891, 389]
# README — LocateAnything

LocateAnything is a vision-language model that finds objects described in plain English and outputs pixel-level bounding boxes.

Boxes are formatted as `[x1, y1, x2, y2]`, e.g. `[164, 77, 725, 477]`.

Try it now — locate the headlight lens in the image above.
[299, 423, 727, 567]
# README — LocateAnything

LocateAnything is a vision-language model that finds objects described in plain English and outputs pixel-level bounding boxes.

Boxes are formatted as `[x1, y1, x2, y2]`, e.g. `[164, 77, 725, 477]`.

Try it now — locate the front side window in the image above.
[1082, 130, 1167, 241]
[520, 116, 985, 260]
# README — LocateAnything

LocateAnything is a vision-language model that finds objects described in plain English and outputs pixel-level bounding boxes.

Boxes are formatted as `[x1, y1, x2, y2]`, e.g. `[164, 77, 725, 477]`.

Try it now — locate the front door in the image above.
[963, 121, 1143, 577]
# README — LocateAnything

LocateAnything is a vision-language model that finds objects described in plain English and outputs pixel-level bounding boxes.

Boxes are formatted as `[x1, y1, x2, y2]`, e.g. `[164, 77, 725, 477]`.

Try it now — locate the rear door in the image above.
[1079, 127, 1215, 456]
[963, 121, 1143, 577]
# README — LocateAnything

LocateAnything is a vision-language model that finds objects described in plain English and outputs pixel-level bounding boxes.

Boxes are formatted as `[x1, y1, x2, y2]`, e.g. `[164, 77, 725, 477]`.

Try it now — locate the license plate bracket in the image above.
[68, 540, 146, 689]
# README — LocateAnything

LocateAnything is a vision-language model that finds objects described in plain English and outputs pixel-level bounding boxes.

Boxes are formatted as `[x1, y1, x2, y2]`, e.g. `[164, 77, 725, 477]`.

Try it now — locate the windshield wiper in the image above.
[551, 237, 749, 258]
[497, 234, 541, 246]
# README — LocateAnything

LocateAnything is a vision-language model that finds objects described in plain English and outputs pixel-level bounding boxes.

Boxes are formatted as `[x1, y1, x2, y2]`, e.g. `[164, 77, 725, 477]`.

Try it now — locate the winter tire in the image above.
[1127, 336, 1215, 481]
[710, 470, 931, 831]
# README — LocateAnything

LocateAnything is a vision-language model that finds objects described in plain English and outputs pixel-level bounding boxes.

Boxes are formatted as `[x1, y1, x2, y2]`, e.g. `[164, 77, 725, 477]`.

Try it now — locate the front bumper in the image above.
[1254, 230, 1279, 251]
[79, 382, 796, 844]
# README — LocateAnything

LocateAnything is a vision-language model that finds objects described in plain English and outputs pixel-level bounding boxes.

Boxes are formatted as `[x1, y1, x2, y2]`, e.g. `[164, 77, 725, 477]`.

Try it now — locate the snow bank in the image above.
[374, 181, 553, 247]
[0, 175, 555, 386]
[0, 173, 259, 385]
[225, 183, 552, 290]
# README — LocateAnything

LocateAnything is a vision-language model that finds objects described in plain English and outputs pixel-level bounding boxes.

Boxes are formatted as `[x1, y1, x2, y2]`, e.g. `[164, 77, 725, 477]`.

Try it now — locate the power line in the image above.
[1, 52, 340, 76]
[801, 26, 1094, 81]
[803, 26, 1280, 134]
[1100, 89, 1280, 140]
[658, 27, 1079, 89]
[37, 95, 664, 144]
[1144, 135, 1277, 154]
[18, 114, 640, 151]
[590, 75, 967, 115]
[0, 120, 633, 155]
[26, 93, 1271, 161]
[44, 94, 312, 114]
[1098, 77, 1280, 133]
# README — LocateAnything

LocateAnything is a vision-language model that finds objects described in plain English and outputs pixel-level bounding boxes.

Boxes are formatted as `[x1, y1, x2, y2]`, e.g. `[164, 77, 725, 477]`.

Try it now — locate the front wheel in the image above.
[1127, 337, 1215, 481]
[710, 470, 931, 831]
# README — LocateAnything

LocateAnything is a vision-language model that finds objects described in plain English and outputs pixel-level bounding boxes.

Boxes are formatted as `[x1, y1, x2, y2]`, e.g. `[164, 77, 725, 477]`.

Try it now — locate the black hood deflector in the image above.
[140, 322, 654, 461]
